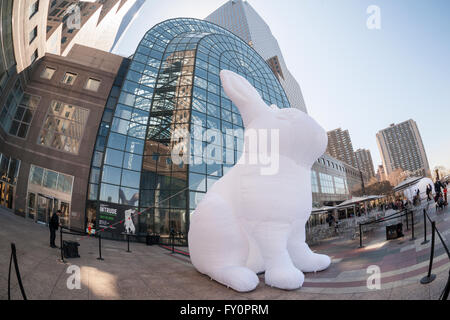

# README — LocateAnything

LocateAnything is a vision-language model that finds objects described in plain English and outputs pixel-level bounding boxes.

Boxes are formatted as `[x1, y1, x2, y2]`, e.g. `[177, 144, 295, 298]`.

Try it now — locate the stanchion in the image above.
[421, 209, 429, 245]
[441, 270, 450, 300]
[359, 224, 364, 248]
[97, 233, 104, 261]
[60, 228, 64, 263]
[405, 211, 409, 231]
[410, 210, 416, 241]
[126, 233, 131, 253]
[8, 244, 27, 300]
[171, 230, 175, 254]
[421, 221, 437, 284]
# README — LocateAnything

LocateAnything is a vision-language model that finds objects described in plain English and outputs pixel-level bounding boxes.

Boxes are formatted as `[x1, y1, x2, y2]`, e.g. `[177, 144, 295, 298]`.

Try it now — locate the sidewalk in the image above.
[1, 205, 448, 300]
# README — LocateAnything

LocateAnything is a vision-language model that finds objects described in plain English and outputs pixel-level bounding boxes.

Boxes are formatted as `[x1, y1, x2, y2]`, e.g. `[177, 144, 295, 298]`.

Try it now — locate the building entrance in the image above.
[0, 181, 14, 209]
[36, 194, 54, 225]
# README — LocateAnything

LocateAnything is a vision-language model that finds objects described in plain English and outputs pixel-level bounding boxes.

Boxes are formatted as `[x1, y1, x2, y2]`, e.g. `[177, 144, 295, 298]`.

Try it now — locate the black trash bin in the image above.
[63, 240, 80, 258]
[146, 235, 160, 246]
[386, 223, 403, 240]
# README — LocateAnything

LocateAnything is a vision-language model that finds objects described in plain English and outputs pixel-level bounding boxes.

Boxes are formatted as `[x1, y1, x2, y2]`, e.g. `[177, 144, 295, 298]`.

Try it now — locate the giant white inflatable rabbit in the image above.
[188, 70, 331, 292]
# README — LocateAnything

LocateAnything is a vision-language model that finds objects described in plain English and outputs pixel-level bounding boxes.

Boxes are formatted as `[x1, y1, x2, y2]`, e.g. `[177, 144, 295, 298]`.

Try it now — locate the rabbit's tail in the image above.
[188, 192, 259, 292]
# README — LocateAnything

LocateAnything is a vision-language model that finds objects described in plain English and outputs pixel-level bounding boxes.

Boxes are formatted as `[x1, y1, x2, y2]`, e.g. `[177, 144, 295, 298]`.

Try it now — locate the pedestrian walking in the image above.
[426, 184, 432, 201]
[444, 184, 448, 206]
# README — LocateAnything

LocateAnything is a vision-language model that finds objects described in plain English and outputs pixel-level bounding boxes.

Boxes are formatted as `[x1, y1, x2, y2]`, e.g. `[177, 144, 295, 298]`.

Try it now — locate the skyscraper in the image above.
[206, 0, 307, 113]
[355, 149, 375, 179]
[376, 119, 431, 179]
[326, 128, 357, 168]
[46, 0, 145, 56]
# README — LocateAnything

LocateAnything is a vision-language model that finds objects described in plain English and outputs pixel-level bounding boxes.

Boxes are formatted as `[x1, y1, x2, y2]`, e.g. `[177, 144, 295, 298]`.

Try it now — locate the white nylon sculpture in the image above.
[188, 70, 331, 292]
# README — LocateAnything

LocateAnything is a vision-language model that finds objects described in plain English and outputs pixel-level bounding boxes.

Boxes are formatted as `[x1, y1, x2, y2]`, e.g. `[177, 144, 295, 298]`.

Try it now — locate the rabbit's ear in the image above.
[220, 70, 268, 126]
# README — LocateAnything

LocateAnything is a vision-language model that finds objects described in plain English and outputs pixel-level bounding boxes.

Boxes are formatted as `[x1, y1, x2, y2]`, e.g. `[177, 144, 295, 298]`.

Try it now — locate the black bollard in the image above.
[97, 233, 104, 261]
[441, 270, 450, 300]
[405, 211, 409, 231]
[421, 209, 429, 245]
[410, 210, 416, 241]
[126, 234, 131, 253]
[359, 224, 364, 248]
[60, 228, 64, 262]
[8, 244, 27, 300]
[420, 221, 437, 284]
[171, 229, 175, 254]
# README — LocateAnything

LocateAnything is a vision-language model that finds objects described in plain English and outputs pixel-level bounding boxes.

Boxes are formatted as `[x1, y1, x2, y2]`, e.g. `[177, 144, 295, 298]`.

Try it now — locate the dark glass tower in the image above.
[87, 18, 290, 242]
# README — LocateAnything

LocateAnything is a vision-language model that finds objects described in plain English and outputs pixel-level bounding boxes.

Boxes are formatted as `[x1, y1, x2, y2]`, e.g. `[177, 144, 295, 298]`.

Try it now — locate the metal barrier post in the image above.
[126, 234, 131, 253]
[442, 270, 449, 300]
[405, 210, 409, 231]
[359, 224, 364, 248]
[171, 230, 175, 253]
[60, 228, 64, 262]
[421, 209, 429, 245]
[8, 244, 27, 300]
[420, 221, 437, 284]
[410, 210, 416, 241]
[97, 233, 104, 261]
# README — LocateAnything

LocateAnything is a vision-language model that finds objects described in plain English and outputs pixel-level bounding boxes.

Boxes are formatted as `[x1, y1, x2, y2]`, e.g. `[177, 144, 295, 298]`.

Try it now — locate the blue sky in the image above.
[114, 0, 450, 173]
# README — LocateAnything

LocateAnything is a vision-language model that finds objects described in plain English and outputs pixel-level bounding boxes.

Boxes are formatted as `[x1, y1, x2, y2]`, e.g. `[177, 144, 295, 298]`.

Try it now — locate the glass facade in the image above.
[87, 18, 290, 241]
[0, 80, 40, 139]
[0, 0, 16, 96]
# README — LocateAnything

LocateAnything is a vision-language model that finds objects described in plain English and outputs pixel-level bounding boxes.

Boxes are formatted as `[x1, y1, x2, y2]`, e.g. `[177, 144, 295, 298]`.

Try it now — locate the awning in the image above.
[336, 195, 385, 208]
[311, 206, 336, 214]
[393, 176, 424, 193]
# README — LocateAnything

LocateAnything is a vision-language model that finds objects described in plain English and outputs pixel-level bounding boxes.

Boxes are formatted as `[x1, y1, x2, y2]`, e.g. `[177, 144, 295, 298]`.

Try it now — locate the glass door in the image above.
[60, 201, 70, 229]
[0, 182, 14, 209]
[37, 195, 54, 225]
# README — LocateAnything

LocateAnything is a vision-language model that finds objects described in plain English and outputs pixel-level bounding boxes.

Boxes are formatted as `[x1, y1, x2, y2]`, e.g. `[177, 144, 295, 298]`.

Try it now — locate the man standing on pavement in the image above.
[49, 210, 62, 248]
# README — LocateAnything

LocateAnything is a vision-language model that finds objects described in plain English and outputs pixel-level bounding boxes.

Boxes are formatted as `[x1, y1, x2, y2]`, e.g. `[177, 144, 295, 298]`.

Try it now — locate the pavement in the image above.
[1, 203, 449, 300]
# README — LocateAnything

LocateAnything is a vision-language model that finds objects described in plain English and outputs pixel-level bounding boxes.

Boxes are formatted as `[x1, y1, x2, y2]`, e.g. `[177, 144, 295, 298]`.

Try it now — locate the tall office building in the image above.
[326, 128, 357, 168]
[376, 165, 386, 182]
[206, 0, 307, 113]
[46, 0, 145, 57]
[355, 149, 375, 179]
[376, 119, 431, 179]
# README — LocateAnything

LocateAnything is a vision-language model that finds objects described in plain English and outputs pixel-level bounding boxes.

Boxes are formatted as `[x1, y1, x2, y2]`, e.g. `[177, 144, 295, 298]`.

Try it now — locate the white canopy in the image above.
[336, 195, 384, 208]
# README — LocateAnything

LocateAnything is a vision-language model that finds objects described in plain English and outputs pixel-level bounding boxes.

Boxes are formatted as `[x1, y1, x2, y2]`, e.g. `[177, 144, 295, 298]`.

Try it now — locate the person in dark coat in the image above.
[435, 179, 444, 197]
[49, 210, 62, 248]
[426, 185, 432, 201]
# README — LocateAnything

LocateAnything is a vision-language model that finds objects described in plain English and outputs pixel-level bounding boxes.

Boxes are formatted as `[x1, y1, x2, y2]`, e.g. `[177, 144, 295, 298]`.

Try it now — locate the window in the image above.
[0, 88, 39, 139]
[30, 50, 38, 64]
[311, 171, 319, 193]
[334, 177, 347, 195]
[29, 26, 38, 44]
[62, 72, 77, 85]
[28, 164, 73, 195]
[29, 1, 39, 19]
[319, 173, 335, 194]
[38, 101, 89, 154]
[40, 67, 56, 80]
[0, 153, 21, 185]
[85, 78, 101, 92]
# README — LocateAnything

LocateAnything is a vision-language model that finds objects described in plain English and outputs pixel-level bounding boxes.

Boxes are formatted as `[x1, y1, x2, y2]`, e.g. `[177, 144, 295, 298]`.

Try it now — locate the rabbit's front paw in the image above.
[212, 266, 259, 293]
[289, 242, 332, 273]
[294, 253, 332, 273]
[265, 266, 304, 290]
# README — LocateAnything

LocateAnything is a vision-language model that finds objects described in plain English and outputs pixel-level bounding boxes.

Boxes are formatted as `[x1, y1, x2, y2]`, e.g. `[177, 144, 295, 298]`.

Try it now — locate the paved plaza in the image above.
[1, 205, 449, 300]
